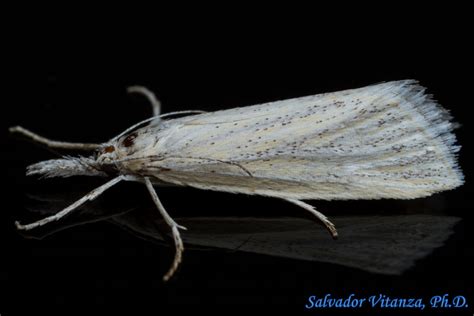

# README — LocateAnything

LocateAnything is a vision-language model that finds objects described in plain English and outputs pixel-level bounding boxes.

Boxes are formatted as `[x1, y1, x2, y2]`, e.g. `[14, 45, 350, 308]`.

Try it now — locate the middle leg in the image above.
[144, 177, 187, 281]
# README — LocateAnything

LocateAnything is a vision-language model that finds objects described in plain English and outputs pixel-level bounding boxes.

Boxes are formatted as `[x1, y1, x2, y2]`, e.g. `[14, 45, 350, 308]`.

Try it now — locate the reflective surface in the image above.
[19, 190, 461, 276]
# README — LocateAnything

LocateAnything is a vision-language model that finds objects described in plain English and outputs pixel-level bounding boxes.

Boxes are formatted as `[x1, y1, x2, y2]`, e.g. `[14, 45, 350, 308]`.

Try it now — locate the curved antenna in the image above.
[109, 110, 206, 142]
[127, 86, 162, 117]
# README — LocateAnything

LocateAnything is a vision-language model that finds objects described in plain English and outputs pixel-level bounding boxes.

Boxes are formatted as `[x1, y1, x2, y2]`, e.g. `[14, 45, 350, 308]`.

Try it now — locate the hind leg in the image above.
[284, 198, 338, 239]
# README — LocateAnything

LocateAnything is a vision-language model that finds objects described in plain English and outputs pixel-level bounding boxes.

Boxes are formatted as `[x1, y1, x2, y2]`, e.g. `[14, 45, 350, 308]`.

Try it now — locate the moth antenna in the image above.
[127, 85, 162, 117]
[110, 110, 207, 142]
[9, 126, 100, 150]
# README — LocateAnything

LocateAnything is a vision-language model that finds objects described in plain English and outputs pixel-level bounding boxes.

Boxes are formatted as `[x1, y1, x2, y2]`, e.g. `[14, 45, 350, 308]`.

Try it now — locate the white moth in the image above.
[11, 80, 464, 280]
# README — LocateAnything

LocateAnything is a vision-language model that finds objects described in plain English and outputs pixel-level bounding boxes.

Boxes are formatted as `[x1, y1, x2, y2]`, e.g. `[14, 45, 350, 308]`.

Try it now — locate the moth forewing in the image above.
[127, 80, 463, 201]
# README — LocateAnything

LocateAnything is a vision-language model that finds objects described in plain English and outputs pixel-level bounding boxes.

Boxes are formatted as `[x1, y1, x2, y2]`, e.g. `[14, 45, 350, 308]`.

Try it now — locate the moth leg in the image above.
[15, 176, 124, 231]
[284, 198, 338, 239]
[127, 86, 161, 117]
[144, 177, 187, 281]
[9, 126, 100, 150]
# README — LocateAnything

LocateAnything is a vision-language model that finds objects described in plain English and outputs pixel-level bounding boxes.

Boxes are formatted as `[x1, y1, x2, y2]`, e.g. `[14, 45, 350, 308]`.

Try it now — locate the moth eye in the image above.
[104, 145, 115, 153]
[122, 132, 137, 147]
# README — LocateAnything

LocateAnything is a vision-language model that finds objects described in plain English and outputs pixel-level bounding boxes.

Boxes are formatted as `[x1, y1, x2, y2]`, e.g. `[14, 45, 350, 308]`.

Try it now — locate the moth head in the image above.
[96, 144, 118, 164]
[26, 143, 123, 179]
[88, 130, 142, 174]
[92, 143, 122, 175]
[115, 131, 141, 153]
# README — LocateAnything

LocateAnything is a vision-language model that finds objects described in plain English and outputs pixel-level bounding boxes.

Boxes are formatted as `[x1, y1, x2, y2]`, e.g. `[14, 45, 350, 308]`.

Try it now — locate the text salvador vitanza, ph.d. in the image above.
[305, 294, 469, 310]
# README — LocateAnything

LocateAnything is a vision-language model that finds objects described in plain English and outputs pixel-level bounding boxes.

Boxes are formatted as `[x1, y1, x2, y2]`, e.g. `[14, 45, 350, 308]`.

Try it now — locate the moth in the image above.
[11, 80, 464, 280]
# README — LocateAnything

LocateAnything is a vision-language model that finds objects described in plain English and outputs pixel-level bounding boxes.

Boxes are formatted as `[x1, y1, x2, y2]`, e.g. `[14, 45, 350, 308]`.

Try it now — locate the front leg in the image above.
[15, 176, 125, 230]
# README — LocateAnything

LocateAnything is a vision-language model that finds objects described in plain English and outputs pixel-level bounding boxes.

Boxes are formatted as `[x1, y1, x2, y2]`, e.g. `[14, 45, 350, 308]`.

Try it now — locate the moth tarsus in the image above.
[11, 81, 463, 280]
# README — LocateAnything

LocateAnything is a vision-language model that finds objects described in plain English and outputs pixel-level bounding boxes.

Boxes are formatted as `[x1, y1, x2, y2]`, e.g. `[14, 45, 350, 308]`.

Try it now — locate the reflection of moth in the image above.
[114, 214, 461, 275]
[20, 196, 461, 276]
[11, 80, 464, 280]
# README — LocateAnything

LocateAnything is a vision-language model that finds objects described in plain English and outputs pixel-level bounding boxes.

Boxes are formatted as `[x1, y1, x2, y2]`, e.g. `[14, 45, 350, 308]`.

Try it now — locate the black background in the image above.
[2, 9, 473, 315]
